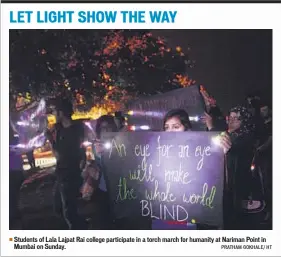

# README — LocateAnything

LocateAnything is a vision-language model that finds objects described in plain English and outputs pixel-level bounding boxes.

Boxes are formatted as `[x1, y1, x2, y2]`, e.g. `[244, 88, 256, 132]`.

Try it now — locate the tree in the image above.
[10, 29, 195, 115]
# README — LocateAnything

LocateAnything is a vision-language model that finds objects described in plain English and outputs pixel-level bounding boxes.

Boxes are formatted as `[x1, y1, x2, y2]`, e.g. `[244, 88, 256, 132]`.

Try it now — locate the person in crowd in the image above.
[246, 92, 264, 146]
[204, 105, 258, 228]
[26, 149, 36, 170]
[246, 94, 272, 209]
[257, 102, 272, 222]
[90, 115, 151, 229]
[224, 106, 256, 229]
[46, 98, 87, 230]
[258, 103, 272, 158]
[94, 115, 118, 193]
[246, 93, 260, 114]
[89, 115, 118, 229]
[161, 109, 231, 230]
[164, 109, 231, 152]
[9, 125, 25, 229]
[114, 112, 127, 132]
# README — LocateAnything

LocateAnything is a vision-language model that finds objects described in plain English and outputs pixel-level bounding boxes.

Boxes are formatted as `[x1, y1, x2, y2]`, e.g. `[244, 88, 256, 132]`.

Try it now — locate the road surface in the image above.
[17, 167, 97, 230]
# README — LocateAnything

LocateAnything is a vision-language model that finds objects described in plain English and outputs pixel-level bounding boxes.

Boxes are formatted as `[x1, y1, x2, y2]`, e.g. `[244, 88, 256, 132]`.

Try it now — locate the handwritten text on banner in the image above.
[102, 132, 225, 227]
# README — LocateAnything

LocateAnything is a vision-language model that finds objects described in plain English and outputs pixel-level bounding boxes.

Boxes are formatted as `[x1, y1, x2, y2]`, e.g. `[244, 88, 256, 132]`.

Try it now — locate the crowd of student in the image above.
[9, 93, 272, 230]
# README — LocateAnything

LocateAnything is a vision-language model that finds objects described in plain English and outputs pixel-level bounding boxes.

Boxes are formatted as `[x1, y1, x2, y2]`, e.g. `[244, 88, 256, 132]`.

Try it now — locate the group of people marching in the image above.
[9, 92, 272, 230]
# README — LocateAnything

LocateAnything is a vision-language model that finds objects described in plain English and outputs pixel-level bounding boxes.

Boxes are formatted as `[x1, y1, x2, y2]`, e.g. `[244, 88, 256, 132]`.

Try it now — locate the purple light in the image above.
[17, 121, 29, 126]
[84, 121, 93, 131]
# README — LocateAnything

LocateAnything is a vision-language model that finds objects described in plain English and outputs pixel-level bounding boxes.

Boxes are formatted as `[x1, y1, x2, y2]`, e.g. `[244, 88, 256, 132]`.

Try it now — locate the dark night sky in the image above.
[154, 30, 272, 112]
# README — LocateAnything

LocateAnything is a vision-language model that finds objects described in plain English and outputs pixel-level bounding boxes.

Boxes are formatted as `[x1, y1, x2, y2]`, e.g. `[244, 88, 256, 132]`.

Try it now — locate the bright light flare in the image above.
[14, 133, 46, 150]
[17, 121, 29, 126]
[145, 111, 163, 118]
[212, 135, 221, 146]
[189, 116, 199, 122]
[127, 110, 134, 116]
[140, 125, 150, 130]
[16, 144, 26, 148]
[104, 142, 112, 149]
[128, 125, 136, 131]
[82, 141, 92, 147]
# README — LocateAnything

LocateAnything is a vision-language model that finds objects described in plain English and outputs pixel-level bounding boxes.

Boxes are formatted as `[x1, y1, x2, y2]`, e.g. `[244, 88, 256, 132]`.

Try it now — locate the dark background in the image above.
[154, 30, 272, 112]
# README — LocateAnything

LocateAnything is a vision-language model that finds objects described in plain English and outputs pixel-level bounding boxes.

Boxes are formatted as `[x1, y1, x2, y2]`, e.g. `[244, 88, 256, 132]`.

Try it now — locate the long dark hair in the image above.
[163, 109, 192, 131]
[95, 115, 118, 139]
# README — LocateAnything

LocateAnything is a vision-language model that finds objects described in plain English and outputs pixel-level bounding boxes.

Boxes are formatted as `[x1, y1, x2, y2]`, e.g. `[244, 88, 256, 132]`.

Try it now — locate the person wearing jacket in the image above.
[224, 106, 256, 229]
[9, 125, 24, 229]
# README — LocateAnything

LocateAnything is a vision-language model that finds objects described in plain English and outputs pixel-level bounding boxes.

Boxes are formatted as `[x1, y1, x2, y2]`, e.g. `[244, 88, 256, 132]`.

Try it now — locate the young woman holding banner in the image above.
[87, 115, 153, 229]
[156, 108, 232, 230]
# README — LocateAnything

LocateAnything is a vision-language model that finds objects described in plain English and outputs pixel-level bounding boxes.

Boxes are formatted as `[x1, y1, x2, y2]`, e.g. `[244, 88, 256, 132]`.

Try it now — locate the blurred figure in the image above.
[224, 106, 256, 229]
[46, 98, 86, 230]
[93, 115, 118, 192]
[93, 115, 151, 229]
[246, 92, 261, 115]
[259, 103, 272, 153]
[257, 102, 272, 222]
[89, 115, 118, 229]
[114, 112, 127, 132]
[246, 92, 264, 145]
[26, 149, 35, 170]
[9, 125, 24, 229]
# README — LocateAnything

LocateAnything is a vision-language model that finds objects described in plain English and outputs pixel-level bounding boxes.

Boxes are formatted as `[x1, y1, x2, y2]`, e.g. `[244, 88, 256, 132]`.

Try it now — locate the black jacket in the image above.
[224, 132, 255, 228]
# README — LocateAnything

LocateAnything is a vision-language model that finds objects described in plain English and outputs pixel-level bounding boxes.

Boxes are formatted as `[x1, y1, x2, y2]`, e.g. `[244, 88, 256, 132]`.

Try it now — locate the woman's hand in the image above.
[219, 132, 232, 154]
[202, 112, 214, 131]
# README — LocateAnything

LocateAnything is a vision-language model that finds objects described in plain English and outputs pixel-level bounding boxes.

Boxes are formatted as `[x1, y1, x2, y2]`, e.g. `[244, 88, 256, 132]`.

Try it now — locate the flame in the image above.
[102, 72, 110, 81]
[13, 31, 196, 119]
[176, 46, 182, 52]
[174, 74, 194, 87]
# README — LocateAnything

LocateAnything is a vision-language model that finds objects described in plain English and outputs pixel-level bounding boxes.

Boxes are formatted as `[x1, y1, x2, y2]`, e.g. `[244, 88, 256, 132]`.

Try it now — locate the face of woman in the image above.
[164, 116, 185, 132]
[227, 112, 242, 132]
